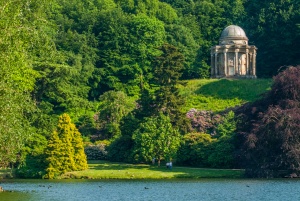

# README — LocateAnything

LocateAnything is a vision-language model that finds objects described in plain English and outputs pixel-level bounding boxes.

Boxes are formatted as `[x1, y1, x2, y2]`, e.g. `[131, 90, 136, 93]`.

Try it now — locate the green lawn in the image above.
[61, 160, 244, 179]
[179, 78, 272, 112]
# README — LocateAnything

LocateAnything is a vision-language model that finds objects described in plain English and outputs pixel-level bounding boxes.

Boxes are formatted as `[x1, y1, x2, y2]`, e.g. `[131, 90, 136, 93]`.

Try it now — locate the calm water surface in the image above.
[0, 179, 299, 201]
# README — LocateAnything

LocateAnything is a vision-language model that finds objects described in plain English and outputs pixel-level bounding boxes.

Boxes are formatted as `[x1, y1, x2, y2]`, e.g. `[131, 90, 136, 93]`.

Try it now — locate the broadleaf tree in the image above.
[132, 113, 181, 166]
[0, 0, 47, 167]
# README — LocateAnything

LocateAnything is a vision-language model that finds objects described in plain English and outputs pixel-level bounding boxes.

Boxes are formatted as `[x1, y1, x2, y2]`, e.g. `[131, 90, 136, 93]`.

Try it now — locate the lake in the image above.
[0, 179, 299, 201]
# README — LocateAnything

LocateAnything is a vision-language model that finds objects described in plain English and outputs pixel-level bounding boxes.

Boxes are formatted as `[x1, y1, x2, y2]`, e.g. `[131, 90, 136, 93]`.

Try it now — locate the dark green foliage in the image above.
[238, 66, 300, 177]
[93, 8, 166, 97]
[216, 111, 237, 137]
[150, 44, 190, 132]
[153, 44, 184, 86]
[165, 24, 199, 79]
[76, 114, 98, 137]
[177, 133, 216, 167]
[84, 144, 108, 160]
[97, 91, 136, 139]
[177, 133, 235, 168]
[107, 135, 135, 162]
[105, 112, 140, 163]
[16, 134, 48, 178]
[162, 0, 246, 78]
[207, 136, 235, 168]
[242, 0, 300, 77]
[178, 111, 237, 168]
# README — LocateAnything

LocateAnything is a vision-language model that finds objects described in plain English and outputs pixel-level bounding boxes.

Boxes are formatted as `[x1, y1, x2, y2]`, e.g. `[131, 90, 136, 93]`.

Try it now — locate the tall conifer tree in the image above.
[45, 130, 63, 179]
[45, 113, 87, 178]
[72, 126, 88, 171]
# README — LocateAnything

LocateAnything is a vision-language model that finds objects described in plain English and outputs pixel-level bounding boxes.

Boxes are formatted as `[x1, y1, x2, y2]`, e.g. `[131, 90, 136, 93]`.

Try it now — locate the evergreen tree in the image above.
[57, 114, 76, 172]
[45, 130, 63, 179]
[151, 44, 190, 132]
[45, 113, 87, 178]
[72, 126, 88, 171]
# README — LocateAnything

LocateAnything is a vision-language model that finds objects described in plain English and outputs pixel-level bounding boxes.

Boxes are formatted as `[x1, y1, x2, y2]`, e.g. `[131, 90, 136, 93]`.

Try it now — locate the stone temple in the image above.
[210, 25, 257, 78]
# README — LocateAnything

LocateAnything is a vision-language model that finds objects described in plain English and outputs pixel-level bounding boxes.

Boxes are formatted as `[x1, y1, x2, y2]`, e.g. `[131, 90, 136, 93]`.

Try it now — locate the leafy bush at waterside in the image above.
[132, 113, 181, 165]
[178, 111, 237, 168]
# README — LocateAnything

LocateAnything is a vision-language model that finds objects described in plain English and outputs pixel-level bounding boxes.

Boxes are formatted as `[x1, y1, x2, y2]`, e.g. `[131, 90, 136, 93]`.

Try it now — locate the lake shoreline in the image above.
[1, 160, 245, 180]
[59, 160, 245, 180]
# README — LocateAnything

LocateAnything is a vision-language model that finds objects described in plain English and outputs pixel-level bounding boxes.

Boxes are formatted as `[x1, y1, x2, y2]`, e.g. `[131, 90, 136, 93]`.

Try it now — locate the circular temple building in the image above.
[210, 25, 257, 78]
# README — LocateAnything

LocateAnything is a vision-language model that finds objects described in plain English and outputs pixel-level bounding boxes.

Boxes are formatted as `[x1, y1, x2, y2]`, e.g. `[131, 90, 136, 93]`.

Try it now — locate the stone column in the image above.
[246, 49, 249, 76]
[223, 50, 227, 76]
[252, 49, 257, 76]
[249, 53, 253, 75]
[215, 52, 218, 76]
[235, 50, 239, 75]
[211, 53, 214, 76]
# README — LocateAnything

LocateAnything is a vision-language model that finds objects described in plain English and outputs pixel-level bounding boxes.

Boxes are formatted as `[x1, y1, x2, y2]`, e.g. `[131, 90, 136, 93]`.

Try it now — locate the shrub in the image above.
[107, 135, 134, 162]
[177, 133, 216, 167]
[207, 136, 235, 168]
[186, 108, 221, 133]
[84, 144, 108, 160]
[179, 110, 238, 168]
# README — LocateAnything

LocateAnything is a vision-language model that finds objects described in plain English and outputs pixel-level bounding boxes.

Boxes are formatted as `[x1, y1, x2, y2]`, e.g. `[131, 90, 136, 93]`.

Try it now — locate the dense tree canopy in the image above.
[242, 0, 300, 77]
[0, 0, 298, 178]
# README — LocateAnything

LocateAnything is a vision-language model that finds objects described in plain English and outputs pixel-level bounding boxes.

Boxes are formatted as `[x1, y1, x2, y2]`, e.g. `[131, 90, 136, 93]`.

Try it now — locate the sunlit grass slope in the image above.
[179, 78, 272, 112]
[62, 160, 243, 179]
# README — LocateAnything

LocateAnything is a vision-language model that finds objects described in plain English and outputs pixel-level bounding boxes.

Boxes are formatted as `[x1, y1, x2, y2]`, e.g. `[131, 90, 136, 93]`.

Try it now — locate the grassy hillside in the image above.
[179, 78, 272, 112]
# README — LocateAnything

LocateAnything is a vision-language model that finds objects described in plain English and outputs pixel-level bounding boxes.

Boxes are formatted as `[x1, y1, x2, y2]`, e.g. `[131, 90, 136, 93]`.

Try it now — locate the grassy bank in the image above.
[61, 160, 244, 179]
[0, 168, 13, 179]
[179, 78, 272, 112]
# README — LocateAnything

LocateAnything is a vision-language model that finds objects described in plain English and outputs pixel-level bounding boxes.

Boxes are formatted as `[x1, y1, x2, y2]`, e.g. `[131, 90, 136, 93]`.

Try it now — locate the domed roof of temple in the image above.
[219, 25, 248, 45]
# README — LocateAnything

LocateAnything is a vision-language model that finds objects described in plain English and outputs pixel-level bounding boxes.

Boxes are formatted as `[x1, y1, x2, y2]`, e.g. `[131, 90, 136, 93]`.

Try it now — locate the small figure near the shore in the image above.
[0, 186, 4, 192]
[166, 161, 173, 170]
[169, 161, 172, 170]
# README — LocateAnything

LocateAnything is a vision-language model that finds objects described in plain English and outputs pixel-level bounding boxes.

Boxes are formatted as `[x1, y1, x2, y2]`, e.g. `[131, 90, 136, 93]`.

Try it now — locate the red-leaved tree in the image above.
[237, 66, 300, 178]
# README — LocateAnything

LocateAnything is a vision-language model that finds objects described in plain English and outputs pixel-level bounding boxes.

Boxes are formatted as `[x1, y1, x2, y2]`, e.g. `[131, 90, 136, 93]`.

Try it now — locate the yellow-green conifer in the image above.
[45, 130, 63, 179]
[72, 126, 88, 171]
[45, 113, 87, 178]
[57, 114, 75, 172]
